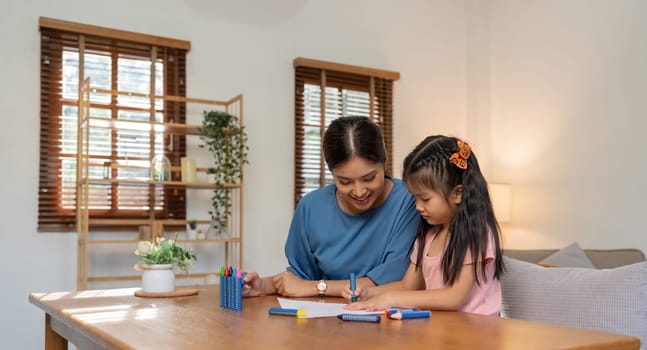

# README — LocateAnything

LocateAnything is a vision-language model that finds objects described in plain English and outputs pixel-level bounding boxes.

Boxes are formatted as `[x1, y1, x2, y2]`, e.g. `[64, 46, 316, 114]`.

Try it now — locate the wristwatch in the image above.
[316, 279, 327, 297]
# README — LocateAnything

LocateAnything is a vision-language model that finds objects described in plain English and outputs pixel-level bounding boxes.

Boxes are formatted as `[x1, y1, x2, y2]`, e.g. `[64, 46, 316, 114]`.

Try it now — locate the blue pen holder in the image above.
[220, 268, 243, 311]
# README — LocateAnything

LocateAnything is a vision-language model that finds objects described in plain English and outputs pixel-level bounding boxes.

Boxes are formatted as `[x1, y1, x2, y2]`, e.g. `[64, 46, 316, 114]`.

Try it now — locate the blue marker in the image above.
[385, 308, 418, 317]
[389, 310, 431, 320]
[268, 307, 308, 317]
[349, 272, 357, 302]
[337, 314, 381, 323]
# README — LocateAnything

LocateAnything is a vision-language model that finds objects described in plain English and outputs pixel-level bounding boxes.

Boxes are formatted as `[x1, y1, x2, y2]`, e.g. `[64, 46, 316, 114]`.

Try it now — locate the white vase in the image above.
[141, 264, 175, 293]
[187, 228, 197, 240]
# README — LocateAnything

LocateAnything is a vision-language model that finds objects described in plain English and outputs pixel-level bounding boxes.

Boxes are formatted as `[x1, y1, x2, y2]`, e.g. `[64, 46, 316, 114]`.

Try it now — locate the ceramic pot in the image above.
[187, 228, 197, 240]
[142, 264, 175, 293]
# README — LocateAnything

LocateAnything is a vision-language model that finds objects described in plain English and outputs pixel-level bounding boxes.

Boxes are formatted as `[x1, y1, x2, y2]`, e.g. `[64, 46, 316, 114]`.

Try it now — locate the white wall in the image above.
[482, 0, 647, 252]
[0, 0, 466, 348]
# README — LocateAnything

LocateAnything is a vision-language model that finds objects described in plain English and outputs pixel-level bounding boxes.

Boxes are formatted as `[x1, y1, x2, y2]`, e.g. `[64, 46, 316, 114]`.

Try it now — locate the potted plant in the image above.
[134, 234, 197, 293]
[199, 110, 249, 233]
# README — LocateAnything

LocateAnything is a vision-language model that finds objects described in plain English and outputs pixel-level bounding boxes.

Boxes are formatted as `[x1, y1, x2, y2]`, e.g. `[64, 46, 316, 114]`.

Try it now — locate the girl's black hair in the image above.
[403, 135, 504, 286]
[322, 116, 386, 170]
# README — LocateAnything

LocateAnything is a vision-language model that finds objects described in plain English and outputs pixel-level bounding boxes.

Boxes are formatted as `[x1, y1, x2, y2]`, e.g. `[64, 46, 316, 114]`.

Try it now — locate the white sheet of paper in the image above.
[277, 297, 384, 318]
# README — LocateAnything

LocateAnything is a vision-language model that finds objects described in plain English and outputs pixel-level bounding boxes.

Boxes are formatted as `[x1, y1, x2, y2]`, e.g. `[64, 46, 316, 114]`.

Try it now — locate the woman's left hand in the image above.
[272, 271, 315, 297]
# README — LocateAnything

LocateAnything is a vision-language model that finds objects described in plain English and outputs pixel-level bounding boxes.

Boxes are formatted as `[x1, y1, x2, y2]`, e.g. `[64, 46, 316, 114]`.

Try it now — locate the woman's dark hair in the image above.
[322, 116, 386, 171]
[402, 135, 504, 286]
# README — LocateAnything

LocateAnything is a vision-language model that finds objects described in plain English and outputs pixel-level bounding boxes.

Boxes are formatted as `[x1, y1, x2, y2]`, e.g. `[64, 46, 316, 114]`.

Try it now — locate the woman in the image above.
[243, 116, 420, 297]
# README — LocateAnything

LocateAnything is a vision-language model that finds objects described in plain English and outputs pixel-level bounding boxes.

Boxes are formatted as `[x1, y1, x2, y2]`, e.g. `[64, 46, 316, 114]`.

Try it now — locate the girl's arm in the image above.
[343, 263, 425, 302]
[345, 263, 476, 311]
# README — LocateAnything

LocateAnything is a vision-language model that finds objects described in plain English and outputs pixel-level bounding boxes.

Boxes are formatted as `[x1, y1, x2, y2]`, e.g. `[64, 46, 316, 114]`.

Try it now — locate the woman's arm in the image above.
[273, 272, 377, 297]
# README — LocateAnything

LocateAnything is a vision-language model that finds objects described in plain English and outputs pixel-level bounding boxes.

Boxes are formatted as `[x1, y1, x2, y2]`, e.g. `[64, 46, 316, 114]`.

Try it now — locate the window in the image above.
[293, 57, 400, 206]
[38, 17, 190, 231]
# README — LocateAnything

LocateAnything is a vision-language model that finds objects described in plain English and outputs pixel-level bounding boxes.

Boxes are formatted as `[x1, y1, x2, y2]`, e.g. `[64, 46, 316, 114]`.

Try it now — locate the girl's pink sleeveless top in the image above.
[410, 230, 501, 316]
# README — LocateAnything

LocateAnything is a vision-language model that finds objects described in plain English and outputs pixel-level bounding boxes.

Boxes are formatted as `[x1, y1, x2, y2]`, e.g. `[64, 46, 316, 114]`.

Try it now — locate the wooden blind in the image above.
[38, 18, 189, 232]
[293, 57, 399, 206]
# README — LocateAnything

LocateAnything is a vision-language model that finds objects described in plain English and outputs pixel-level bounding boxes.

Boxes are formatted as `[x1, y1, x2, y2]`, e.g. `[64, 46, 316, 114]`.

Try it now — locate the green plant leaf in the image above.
[198, 110, 248, 232]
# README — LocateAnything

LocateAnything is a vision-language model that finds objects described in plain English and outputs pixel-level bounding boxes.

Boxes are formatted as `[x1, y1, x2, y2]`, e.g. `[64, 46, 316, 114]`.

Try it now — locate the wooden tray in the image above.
[134, 288, 199, 298]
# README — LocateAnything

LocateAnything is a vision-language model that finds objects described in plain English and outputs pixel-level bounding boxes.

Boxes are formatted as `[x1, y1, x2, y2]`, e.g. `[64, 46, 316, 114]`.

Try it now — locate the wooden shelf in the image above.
[85, 178, 241, 189]
[88, 238, 241, 244]
[86, 117, 204, 135]
[88, 219, 213, 226]
[88, 272, 219, 283]
[76, 78, 244, 290]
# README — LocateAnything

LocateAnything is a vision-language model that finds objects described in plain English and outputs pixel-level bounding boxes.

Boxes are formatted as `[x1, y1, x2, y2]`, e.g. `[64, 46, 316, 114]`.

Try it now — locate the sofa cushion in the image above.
[501, 256, 647, 349]
[584, 249, 647, 269]
[503, 248, 645, 268]
[538, 242, 595, 268]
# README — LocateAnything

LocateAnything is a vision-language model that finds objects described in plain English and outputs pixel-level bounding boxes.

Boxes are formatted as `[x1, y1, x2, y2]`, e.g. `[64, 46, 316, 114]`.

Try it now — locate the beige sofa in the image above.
[501, 247, 647, 350]
[504, 248, 646, 268]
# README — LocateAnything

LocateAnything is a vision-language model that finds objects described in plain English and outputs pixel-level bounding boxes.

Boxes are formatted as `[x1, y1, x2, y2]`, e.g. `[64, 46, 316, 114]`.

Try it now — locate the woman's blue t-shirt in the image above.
[285, 177, 420, 285]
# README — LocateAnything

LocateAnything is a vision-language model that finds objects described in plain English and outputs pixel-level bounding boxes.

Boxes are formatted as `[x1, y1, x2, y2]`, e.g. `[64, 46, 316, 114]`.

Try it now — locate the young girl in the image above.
[343, 135, 504, 316]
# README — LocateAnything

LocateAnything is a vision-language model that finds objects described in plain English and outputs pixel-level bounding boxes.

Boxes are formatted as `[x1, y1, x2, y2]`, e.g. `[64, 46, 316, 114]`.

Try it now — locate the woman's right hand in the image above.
[242, 271, 268, 297]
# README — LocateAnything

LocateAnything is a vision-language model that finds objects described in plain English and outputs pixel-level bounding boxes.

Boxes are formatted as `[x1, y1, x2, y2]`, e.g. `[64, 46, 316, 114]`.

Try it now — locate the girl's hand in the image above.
[341, 285, 364, 302]
[272, 271, 314, 297]
[343, 292, 395, 311]
[242, 271, 265, 297]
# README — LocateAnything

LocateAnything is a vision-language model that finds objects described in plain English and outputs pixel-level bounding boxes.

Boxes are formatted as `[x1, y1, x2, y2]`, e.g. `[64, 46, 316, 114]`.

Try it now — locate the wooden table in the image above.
[29, 285, 640, 350]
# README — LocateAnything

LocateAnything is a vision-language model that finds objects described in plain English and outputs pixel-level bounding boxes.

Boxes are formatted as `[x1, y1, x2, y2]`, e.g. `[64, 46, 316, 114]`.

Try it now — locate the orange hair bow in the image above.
[449, 140, 471, 170]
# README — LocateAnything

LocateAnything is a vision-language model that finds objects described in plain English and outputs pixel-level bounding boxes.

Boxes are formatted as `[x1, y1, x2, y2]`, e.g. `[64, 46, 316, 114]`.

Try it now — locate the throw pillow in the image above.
[538, 242, 595, 268]
[501, 256, 647, 349]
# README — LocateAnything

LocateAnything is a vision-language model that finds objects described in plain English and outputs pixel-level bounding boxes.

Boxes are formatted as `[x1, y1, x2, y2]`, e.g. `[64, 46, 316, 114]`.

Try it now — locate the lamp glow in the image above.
[489, 183, 512, 224]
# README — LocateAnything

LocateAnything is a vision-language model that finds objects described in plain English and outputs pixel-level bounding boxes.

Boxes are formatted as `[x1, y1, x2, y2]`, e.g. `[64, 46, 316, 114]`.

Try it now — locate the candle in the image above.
[181, 157, 197, 182]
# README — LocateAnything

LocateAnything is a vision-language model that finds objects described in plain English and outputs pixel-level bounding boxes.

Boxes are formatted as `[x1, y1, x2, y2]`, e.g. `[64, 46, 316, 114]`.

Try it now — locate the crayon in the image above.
[268, 307, 308, 317]
[337, 314, 381, 323]
[219, 266, 225, 308]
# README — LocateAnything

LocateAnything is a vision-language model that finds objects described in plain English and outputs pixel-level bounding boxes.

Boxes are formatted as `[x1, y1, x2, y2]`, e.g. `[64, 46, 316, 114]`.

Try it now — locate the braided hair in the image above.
[403, 135, 503, 286]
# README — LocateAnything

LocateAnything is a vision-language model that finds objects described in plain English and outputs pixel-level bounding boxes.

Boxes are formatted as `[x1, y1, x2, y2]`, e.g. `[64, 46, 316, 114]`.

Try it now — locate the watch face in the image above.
[317, 280, 326, 292]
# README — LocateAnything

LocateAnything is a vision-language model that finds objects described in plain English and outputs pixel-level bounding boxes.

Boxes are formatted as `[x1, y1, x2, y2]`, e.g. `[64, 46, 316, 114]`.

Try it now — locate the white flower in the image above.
[135, 241, 152, 256]
[134, 233, 197, 272]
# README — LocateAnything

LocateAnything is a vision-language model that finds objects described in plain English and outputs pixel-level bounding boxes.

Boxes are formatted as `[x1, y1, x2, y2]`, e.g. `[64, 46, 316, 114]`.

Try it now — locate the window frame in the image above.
[293, 57, 400, 206]
[38, 17, 190, 232]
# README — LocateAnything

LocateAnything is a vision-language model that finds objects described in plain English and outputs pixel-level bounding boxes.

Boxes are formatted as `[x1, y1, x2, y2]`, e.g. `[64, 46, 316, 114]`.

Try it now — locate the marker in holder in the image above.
[219, 266, 243, 311]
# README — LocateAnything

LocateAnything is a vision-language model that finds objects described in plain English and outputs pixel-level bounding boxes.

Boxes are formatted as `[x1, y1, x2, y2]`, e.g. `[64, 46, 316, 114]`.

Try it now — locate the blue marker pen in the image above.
[349, 272, 357, 302]
[389, 310, 431, 320]
[337, 314, 381, 323]
[268, 307, 308, 317]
